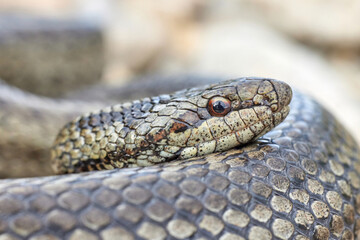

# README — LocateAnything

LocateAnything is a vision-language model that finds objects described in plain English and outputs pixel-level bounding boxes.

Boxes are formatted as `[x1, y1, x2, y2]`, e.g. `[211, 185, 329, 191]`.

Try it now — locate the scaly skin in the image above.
[0, 78, 359, 240]
[51, 78, 291, 173]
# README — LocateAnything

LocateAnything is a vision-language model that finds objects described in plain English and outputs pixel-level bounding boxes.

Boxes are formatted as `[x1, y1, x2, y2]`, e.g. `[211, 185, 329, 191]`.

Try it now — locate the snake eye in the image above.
[208, 97, 231, 117]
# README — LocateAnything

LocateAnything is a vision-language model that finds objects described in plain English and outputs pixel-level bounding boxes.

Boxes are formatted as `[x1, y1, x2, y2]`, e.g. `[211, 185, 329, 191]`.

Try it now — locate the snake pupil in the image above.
[213, 101, 226, 113]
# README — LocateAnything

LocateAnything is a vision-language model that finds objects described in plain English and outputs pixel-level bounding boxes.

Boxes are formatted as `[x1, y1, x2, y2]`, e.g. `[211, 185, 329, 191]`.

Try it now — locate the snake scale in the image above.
[0, 77, 359, 240]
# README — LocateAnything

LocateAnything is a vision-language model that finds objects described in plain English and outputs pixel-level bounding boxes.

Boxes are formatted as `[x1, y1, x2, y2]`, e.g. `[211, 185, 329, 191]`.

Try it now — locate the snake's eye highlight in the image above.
[208, 97, 231, 117]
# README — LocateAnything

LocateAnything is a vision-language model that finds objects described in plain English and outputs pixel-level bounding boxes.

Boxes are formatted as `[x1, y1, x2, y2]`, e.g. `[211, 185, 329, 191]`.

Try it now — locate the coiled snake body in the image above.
[0, 77, 359, 240]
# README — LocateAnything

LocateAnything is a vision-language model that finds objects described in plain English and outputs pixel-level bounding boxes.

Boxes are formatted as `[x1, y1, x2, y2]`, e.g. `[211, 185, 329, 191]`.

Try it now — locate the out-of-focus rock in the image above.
[241, 0, 360, 49]
[103, 0, 203, 83]
[0, 0, 92, 17]
[0, 15, 104, 97]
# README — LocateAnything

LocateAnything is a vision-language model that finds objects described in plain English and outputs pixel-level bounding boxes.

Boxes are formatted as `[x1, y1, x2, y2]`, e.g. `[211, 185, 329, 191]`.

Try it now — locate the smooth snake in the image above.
[0, 77, 359, 240]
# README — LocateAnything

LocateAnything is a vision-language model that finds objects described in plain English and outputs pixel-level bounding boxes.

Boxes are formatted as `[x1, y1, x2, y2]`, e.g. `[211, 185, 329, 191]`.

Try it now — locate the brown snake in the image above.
[0, 77, 359, 240]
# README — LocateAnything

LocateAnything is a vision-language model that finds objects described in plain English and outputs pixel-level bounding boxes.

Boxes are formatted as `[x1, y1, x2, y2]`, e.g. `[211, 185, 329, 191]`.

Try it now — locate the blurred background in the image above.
[0, 0, 359, 177]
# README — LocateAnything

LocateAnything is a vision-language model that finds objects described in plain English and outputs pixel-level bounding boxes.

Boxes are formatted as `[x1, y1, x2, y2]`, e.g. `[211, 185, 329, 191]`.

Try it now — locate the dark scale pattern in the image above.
[0, 92, 358, 239]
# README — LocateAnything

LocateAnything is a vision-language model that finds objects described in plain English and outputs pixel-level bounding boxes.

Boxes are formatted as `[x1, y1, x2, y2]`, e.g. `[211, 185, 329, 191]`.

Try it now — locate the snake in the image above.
[0, 77, 359, 240]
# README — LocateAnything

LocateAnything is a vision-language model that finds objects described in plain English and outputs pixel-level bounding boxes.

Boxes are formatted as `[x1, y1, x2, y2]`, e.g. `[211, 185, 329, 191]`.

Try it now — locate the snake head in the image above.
[172, 77, 292, 158]
[51, 77, 292, 173]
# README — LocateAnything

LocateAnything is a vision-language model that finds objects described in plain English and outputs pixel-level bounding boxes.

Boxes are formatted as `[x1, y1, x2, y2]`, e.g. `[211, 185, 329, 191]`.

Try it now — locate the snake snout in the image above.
[270, 80, 292, 112]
